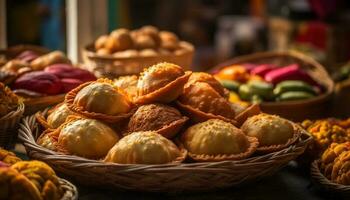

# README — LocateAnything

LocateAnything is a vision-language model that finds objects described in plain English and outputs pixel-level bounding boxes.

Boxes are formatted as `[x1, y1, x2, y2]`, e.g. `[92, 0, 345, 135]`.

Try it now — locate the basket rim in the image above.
[210, 50, 334, 107]
[18, 113, 313, 170]
[310, 160, 350, 193]
[83, 42, 194, 60]
[59, 177, 79, 200]
[0, 101, 25, 121]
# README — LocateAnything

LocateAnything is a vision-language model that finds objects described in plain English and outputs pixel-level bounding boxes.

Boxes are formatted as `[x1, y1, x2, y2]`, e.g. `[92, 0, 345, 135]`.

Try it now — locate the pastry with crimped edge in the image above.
[104, 131, 186, 164]
[180, 119, 258, 162]
[36, 103, 74, 129]
[126, 103, 188, 139]
[65, 78, 134, 123]
[177, 82, 237, 124]
[134, 62, 191, 104]
[241, 113, 300, 153]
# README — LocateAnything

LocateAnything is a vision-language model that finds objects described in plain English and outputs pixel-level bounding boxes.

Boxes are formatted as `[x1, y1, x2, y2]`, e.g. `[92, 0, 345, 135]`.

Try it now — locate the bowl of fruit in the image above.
[212, 51, 334, 121]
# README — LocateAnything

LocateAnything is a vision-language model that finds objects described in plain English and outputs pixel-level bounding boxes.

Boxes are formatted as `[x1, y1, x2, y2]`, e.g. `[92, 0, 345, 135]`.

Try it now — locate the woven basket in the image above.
[310, 160, 350, 195]
[18, 112, 312, 192]
[0, 102, 25, 149]
[212, 51, 334, 122]
[82, 43, 194, 78]
[58, 178, 79, 200]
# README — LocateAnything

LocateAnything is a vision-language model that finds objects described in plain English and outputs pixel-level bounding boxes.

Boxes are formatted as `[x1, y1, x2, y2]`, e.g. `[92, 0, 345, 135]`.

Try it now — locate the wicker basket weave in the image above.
[58, 178, 79, 200]
[18, 113, 312, 192]
[212, 51, 334, 122]
[0, 102, 25, 149]
[310, 160, 350, 195]
[82, 43, 194, 78]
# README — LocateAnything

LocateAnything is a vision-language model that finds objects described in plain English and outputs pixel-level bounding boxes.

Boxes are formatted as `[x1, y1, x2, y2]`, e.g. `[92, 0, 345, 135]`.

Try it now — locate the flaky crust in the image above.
[126, 104, 188, 138]
[65, 79, 134, 123]
[177, 82, 236, 124]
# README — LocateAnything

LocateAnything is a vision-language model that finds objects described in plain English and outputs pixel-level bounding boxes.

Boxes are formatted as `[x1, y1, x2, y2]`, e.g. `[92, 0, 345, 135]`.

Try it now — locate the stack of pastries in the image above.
[36, 62, 301, 164]
[0, 148, 65, 200]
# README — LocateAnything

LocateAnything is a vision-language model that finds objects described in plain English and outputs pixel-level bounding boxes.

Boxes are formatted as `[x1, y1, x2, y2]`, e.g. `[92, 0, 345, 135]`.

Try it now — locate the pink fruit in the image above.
[13, 71, 63, 95]
[44, 64, 96, 82]
[251, 64, 276, 77]
[16, 50, 40, 63]
[61, 78, 83, 93]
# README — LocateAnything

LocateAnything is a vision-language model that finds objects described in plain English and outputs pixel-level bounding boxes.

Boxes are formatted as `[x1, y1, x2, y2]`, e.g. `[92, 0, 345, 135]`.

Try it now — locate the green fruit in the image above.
[248, 80, 274, 100]
[251, 95, 263, 104]
[276, 91, 315, 101]
[274, 80, 316, 96]
[238, 84, 253, 101]
[219, 80, 240, 92]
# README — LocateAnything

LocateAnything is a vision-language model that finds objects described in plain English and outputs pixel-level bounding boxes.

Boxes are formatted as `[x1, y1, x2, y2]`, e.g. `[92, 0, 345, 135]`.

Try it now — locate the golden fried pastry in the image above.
[331, 150, 350, 185]
[30, 51, 71, 70]
[0, 82, 19, 118]
[139, 49, 158, 57]
[11, 161, 63, 200]
[45, 103, 73, 129]
[0, 166, 42, 200]
[107, 29, 133, 52]
[1, 59, 31, 74]
[104, 131, 185, 164]
[185, 72, 229, 98]
[57, 117, 119, 159]
[139, 25, 161, 47]
[94, 35, 109, 49]
[126, 104, 188, 138]
[177, 82, 236, 124]
[37, 129, 59, 151]
[320, 142, 350, 179]
[0, 148, 21, 165]
[241, 114, 297, 152]
[181, 119, 258, 162]
[113, 49, 139, 58]
[135, 62, 191, 104]
[113, 75, 138, 98]
[133, 34, 157, 50]
[160, 31, 179, 50]
[96, 48, 111, 56]
[65, 79, 133, 122]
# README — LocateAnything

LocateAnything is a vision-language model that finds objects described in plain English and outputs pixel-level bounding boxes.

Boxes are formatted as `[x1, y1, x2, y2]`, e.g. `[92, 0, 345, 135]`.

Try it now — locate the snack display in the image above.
[83, 26, 194, 78]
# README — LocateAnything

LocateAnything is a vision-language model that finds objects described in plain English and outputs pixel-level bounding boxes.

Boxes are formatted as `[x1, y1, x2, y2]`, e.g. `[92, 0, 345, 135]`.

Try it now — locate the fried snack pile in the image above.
[0, 148, 64, 200]
[320, 142, 350, 185]
[302, 119, 350, 156]
[0, 83, 19, 118]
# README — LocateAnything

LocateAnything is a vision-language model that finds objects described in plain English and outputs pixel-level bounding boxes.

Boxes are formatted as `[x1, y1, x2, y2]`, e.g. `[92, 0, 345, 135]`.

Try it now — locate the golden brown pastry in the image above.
[30, 51, 71, 70]
[104, 131, 185, 164]
[113, 75, 138, 98]
[185, 72, 229, 98]
[0, 165, 42, 200]
[133, 34, 157, 50]
[45, 103, 73, 129]
[113, 49, 139, 58]
[1, 59, 31, 74]
[65, 79, 133, 122]
[181, 119, 258, 162]
[139, 25, 161, 47]
[106, 29, 133, 52]
[331, 150, 350, 185]
[126, 104, 188, 138]
[159, 31, 179, 50]
[177, 82, 236, 124]
[139, 49, 158, 57]
[241, 114, 297, 152]
[0, 148, 22, 165]
[37, 129, 59, 151]
[0, 83, 19, 118]
[11, 161, 63, 200]
[94, 35, 109, 49]
[57, 116, 119, 159]
[135, 62, 191, 104]
[320, 142, 350, 179]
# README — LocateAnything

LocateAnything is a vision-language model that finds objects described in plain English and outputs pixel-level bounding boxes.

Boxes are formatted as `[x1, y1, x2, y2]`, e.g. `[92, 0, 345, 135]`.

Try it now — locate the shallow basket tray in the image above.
[310, 160, 350, 195]
[212, 51, 334, 122]
[58, 178, 79, 200]
[19, 113, 312, 192]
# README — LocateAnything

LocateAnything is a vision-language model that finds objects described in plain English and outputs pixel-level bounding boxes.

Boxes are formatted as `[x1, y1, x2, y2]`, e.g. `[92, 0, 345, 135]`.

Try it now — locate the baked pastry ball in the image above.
[160, 31, 179, 50]
[135, 62, 191, 104]
[133, 34, 157, 50]
[139, 49, 158, 57]
[104, 131, 185, 164]
[11, 160, 63, 200]
[181, 119, 258, 161]
[57, 117, 119, 159]
[185, 72, 229, 98]
[1, 59, 31, 74]
[106, 29, 133, 52]
[66, 79, 133, 122]
[95, 35, 109, 49]
[177, 82, 236, 124]
[37, 130, 58, 151]
[126, 104, 188, 138]
[241, 114, 296, 152]
[139, 25, 161, 47]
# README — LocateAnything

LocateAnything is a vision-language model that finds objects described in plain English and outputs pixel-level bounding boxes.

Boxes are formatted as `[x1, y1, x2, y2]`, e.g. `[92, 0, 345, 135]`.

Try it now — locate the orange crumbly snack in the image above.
[0, 82, 19, 118]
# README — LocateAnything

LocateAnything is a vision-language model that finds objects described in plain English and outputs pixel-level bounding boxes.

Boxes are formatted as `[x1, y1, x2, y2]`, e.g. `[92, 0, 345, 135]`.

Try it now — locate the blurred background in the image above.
[5, 0, 350, 71]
